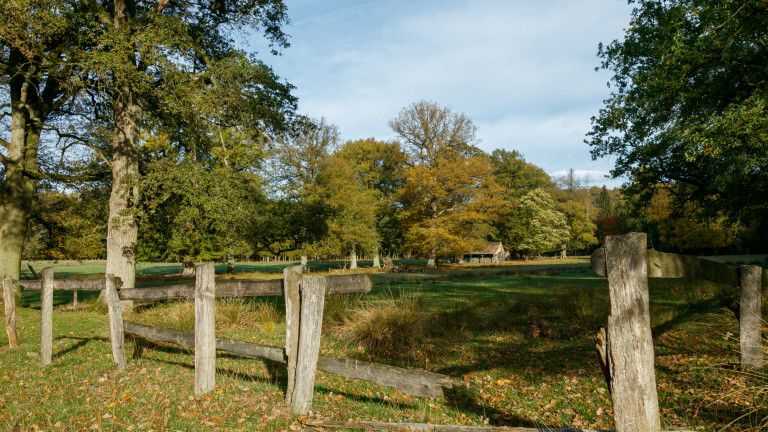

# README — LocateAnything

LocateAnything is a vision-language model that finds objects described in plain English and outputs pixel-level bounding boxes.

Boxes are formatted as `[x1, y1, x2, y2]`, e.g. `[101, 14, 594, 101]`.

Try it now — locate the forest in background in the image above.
[3, 0, 767, 277]
[19, 103, 768, 266]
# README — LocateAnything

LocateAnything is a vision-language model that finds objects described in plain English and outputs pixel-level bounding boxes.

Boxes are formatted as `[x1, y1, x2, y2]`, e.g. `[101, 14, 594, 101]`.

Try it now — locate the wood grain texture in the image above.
[3, 276, 18, 348]
[194, 263, 216, 398]
[305, 420, 620, 431]
[591, 247, 762, 288]
[40, 267, 54, 365]
[315, 356, 463, 398]
[604, 233, 660, 432]
[283, 265, 302, 404]
[305, 420, 695, 432]
[105, 274, 126, 371]
[740, 265, 763, 370]
[291, 275, 326, 414]
[325, 273, 372, 294]
[15, 278, 120, 291]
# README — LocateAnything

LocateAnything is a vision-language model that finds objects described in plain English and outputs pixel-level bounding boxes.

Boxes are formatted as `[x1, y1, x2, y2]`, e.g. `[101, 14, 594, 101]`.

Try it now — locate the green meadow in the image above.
[2, 257, 766, 431]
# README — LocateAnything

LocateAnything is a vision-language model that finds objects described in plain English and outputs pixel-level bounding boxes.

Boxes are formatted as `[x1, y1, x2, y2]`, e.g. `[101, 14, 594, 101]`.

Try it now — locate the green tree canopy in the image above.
[506, 188, 570, 259]
[588, 0, 768, 217]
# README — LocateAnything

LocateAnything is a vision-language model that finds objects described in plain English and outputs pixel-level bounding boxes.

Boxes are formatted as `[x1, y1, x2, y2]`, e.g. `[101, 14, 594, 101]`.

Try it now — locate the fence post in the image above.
[3, 276, 18, 348]
[283, 265, 303, 403]
[105, 274, 126, 371]
[40, 267, 54, 366]
[195, 262, 216, 398]
[604, 233, 660, 432]
[290, 275, 326, 415]
[740, 265, 763, 370]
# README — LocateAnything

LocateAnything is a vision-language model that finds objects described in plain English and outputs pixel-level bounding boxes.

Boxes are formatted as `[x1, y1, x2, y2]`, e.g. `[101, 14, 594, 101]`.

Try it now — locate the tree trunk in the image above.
[0, 73, 39, 305]
[372, 247, 381, 269]
[300, 241, 308, 270]
[104, 0, 140, 311]
[349, 246, 358, 270]
[427, 201, 437, 268]
[181, 260, 195, 277]
[226, 249, 235, 274]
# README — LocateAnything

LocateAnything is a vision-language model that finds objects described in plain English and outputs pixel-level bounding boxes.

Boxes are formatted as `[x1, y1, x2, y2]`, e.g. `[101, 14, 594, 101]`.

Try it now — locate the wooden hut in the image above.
[463, 242, 506, 264]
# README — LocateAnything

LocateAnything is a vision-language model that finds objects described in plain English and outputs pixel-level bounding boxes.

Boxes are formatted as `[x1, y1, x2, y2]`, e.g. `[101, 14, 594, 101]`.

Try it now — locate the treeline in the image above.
[20, 100, 767, 267]
[4, 0, 767, 283]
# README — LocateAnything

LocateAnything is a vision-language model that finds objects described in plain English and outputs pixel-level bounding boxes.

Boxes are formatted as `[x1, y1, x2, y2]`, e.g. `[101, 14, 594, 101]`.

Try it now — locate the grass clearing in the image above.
[0, 259, 761, 430]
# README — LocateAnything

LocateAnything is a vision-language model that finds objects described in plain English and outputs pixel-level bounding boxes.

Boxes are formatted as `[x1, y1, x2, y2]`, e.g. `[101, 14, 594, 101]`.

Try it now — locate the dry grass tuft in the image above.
[331, 292, 426, 354]
[126, 298, 281, 334]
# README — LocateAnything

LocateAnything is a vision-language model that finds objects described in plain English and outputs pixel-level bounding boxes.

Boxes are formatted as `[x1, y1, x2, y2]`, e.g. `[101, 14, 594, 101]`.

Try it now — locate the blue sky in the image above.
[249, 0, 634, 188]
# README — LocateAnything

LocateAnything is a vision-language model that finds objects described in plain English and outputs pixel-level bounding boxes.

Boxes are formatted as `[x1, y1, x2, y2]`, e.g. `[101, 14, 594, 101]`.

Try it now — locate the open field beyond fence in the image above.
[2, 256, 767, 431]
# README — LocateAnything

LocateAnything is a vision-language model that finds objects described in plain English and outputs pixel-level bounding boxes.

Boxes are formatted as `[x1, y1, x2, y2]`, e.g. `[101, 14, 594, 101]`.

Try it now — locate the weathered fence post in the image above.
[604, 233, 660, 432]
[740, 265, 763, 370]
[105, 274, 126, 371]
[283, 265, 303, 403]
[40, 267, 54, 366]
[3, 276, 18, 348]
[195, 262, 216, 398]
[291, 275, 327, 415]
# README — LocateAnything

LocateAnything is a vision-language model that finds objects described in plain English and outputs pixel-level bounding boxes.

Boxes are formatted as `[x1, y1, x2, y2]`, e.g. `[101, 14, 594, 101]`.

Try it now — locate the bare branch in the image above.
[157, 0, 171, 12]
[45, 126, 112, 169]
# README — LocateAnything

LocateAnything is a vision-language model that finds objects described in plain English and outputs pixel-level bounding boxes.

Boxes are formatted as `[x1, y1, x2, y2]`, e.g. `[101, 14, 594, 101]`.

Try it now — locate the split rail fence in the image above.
[2, 234, 763, 432]
[2, 264, 463, 415]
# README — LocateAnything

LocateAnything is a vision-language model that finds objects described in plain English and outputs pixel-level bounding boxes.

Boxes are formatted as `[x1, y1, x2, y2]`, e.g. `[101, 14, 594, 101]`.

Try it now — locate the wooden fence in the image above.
[3, 264, 462, 413]
[590, 233, 765, 432]
[3, 236, 754, 431]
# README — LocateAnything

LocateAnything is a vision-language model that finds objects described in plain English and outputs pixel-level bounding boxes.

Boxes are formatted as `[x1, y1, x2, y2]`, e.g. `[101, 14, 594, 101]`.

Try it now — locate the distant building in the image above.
[463, 242, 506, 264]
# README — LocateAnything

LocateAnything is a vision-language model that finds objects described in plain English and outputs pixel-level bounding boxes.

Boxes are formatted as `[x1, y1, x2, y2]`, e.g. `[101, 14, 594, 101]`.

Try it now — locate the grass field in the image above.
[2, 257, 767, 431]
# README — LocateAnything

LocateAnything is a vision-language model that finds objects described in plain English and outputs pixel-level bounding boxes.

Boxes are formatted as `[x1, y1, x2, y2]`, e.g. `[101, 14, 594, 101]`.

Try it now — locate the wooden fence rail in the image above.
[123, 321, 463, 398]
[116, 273, 371, 301]
[591, 247, 768, 289]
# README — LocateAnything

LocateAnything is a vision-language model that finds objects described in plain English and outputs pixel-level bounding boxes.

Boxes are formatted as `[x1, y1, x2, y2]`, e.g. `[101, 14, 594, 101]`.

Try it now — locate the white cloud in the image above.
[252, 0, 633, 183]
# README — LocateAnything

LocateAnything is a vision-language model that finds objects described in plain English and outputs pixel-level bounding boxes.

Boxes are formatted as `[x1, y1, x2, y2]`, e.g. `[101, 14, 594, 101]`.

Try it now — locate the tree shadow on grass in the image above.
[53, 335, 107, 359]
[443, 386, 539, 428]
[312, 385, 413, 410]
[132, 339, 286, 387]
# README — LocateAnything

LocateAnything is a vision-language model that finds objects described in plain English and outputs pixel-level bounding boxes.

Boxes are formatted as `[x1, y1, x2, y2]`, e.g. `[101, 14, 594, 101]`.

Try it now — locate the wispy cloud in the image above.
[293, 1, 385, 26]
[262, 0, 632, 184]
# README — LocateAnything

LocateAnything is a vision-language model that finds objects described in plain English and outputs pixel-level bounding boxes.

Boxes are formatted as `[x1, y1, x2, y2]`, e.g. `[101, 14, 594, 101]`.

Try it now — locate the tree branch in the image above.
[46, 126, 112, 169]
[22, 168, 108, 183]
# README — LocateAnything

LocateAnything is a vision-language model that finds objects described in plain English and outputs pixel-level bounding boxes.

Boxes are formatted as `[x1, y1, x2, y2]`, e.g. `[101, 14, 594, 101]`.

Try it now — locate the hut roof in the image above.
[465, 242, 504, 256]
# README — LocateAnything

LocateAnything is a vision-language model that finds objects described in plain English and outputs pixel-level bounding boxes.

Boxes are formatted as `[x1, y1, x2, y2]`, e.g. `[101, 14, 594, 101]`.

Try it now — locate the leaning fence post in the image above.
[105, 274, 126, 371]
[740, 265, 763, 370]
[195, 262, 216, 398]
[290, 275, 326, 415]
[40, 267, 54, 366]
[283, 265, 303, 404]
[604, 233, 660, 432]
[3, 276, 19, 348]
